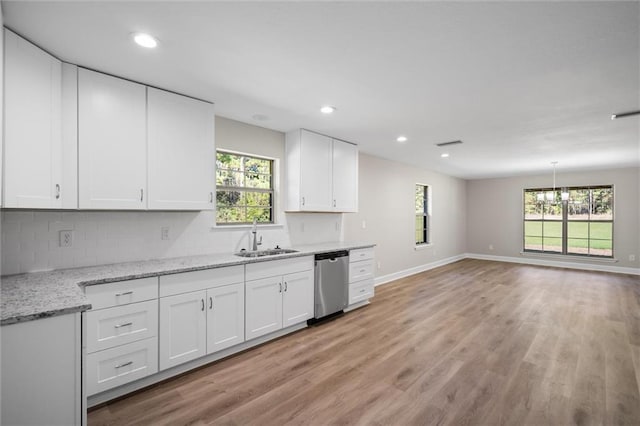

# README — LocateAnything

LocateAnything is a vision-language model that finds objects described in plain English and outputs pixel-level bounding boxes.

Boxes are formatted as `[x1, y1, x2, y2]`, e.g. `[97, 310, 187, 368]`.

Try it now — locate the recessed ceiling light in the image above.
[320, 106, 336, 114]
[133, 33, 158, 48]
[441, 153, 450, 158]
[396, 136, 407, 143]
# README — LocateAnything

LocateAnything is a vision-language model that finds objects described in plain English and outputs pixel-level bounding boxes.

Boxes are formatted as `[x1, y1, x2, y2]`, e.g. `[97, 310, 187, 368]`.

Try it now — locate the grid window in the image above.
[216, 151, 274, 225]
[415, 184, 430, 245]
[523, 186, 613, 257]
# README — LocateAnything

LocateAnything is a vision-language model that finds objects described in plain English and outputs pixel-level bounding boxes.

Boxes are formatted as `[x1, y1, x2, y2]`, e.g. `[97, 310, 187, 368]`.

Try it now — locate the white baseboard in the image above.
[374, 252, 639, 288]
[465, 253, 640, 276]
[374, 254, 466, 287]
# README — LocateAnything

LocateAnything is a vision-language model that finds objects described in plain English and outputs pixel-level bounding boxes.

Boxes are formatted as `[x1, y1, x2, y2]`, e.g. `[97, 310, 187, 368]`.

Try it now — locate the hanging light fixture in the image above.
[538, 162, 569, 204]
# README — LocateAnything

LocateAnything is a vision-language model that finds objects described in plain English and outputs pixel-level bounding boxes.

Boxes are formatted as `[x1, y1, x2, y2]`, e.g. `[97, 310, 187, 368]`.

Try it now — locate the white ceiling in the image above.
[3, 1, 639, 179]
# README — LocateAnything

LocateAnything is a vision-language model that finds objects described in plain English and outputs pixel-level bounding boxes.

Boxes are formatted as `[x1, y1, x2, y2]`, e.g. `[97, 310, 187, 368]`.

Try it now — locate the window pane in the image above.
[246, 207, 271, 223]
[543, 202, 562, 220]
[217, 207, 246, 223]
[590, 222, 612, 240]
[245, 192, 272, 207]
[524, 236, 542, 251]
[244, 157, 271, 174]
[216, 152, 242, 170]
[567, 222, 588, 239]
[590, 187, 613, 220]
[590, 239, 612, 257]
[524, 202, 543, 220]
[216, 190, 244, 207]
[216, 169, 243, 187]
[567, 238, 589, 254]
[542, 237, 562, 253]
[524, 221, 542, 236]
[544, 221, 562, 238]
[568, 203, 589, 220]
[245, 173, 271, 189]
[415, 186, 424, 214]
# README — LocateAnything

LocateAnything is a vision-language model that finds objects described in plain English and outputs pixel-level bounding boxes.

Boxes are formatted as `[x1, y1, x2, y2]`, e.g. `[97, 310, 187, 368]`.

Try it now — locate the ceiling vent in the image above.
[435, 140, 463, 147]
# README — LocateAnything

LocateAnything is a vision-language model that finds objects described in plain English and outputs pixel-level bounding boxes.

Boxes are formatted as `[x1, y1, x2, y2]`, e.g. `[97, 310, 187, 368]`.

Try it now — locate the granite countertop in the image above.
[0, 242, 375, 325]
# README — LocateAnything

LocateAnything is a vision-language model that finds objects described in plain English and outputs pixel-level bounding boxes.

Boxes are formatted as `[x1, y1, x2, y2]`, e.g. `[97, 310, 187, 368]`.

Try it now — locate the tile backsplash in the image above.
[1, 210, 343, 275]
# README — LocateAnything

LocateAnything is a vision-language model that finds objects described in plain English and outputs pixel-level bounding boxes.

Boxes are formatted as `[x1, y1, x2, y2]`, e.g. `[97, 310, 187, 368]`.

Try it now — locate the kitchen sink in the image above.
[235, 248, 298, 258]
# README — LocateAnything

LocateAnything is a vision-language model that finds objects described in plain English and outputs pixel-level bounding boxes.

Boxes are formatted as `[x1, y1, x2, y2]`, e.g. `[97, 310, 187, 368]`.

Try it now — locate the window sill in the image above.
[414, 243, 434, 251]
[210, 224, 284, 231]
[520, 251, 618, 263]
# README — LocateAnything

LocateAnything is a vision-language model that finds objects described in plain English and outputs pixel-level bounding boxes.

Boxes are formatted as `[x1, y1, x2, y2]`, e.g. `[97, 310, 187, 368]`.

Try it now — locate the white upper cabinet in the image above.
[332, 139, 358, 212]
[3, 29, 66, 208]
[78, 68, 147, 209]
[285, 129, 358, 212]
[147, 88, 215, 210]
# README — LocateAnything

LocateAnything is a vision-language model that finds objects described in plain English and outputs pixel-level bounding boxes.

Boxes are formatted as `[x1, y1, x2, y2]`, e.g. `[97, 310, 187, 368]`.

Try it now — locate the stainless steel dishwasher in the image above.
[313, 250, 349, 320]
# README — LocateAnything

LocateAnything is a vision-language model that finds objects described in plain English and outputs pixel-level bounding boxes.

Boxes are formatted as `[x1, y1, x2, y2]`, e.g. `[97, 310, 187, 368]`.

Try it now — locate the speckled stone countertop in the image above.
[0, 242, 375, 326]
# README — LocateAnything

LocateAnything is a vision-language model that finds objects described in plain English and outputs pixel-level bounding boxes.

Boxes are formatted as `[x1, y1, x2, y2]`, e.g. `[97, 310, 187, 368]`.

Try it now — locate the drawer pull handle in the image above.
[114, 322, 133, 329]
[115, 361, 133, 369]
[360, 269, 366, 273]
[360, 289, 366, 293]
[115, 291, 133, 297]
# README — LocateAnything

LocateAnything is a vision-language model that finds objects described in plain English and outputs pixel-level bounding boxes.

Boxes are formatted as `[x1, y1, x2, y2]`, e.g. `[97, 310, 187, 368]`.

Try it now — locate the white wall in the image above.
[0, 117, 341, 275]
[466, 167, 640, 269]
[343, 153, 467, 280]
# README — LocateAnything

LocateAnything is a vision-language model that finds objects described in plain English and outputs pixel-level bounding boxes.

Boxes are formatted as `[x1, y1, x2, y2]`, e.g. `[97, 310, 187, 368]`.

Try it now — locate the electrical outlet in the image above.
[59, 230, 73, 248]
[630, 254, 636, 262]
[161, 227, 170, 240]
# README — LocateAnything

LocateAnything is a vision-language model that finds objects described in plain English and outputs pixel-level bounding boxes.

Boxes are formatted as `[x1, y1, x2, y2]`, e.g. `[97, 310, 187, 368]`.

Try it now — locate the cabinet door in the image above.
[332, 139, 358, 212]
[245, 277, 283, 341]
[159, 290, 207, 370]
[282, 270, 314, 328]
[299, 130, 333, 211]
[3, 29, 62, 208]
[206, 283, 245, 354]
[147, 88, 215, 210]
[78, 68, 147, 209]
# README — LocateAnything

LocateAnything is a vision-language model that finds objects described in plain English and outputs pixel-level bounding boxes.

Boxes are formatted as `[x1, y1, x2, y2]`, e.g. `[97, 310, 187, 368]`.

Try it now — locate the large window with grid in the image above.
[523, 185, 613, 257]
[415, 184, 431, 245]
[216, 151, 274, 225]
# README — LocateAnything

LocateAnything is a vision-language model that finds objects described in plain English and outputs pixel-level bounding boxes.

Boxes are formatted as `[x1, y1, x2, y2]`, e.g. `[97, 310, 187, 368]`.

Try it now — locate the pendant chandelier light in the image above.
[537, 162, 569, 203]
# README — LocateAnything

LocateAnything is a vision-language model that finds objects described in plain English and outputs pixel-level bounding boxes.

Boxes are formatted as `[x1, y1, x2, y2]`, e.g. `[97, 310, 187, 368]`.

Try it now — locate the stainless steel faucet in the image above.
[251, 218, 263, 251]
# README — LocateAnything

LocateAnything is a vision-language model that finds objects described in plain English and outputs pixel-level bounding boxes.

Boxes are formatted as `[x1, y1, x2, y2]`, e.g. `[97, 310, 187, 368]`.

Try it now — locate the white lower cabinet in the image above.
[87, 337, 158, 396]
[158, 266, 245, 371]
[348, 248, 376, 306]
[159, 290, 207, 370]
[207, 283, 245, 354]
[245, 257, 314, 341]
[84, 277, 159, 396]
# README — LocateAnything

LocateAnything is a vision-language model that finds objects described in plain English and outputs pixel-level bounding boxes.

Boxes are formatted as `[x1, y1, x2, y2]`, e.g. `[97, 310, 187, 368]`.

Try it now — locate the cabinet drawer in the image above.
[349, 279, 374, 305]
[87, 299, 158, 353]
[245, 256, 313, 282]
[85, 277, 158, 310]
[349, 259, 375, 283]
[160, 265, 244, 297]
[349, 247, 374, 263]
[86, 337, 158, 396]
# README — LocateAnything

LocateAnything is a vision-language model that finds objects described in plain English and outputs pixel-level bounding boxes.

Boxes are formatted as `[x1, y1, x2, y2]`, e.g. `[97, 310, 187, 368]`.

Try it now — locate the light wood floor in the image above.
[89, 259, 640, 425]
